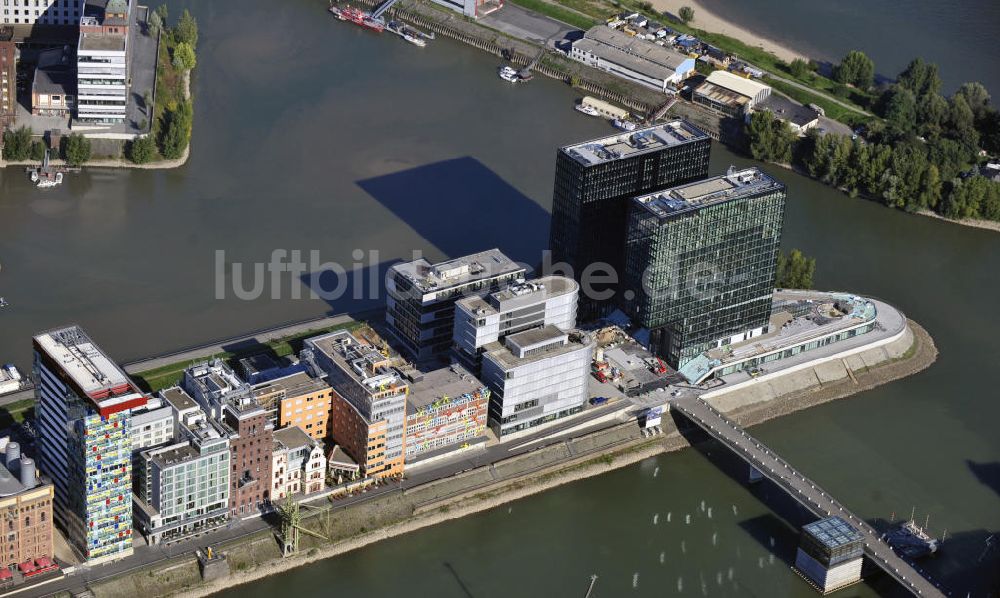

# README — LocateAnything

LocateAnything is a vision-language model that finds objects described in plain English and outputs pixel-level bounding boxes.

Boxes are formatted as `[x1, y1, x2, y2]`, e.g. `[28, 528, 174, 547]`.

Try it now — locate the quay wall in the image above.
[82, 320, 935, 598]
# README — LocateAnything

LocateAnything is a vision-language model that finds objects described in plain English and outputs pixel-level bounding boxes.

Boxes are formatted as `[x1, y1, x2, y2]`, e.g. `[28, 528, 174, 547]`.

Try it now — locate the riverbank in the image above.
[649, 0, 805, 63]
[88, 319, 936, 598]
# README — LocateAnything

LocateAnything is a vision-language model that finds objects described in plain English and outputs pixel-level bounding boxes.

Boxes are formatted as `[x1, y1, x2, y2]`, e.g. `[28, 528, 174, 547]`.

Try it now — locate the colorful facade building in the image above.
[404, 364, 489, 461]
[0, 438, 54, 570]
[252, 372, 334, 442]
[34, 326, 147, 563]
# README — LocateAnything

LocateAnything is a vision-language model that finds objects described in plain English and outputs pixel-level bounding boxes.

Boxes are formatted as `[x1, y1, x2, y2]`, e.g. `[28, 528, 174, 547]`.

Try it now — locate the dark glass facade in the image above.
[548, 122, 712, 321]
[622, 170, 786, 367]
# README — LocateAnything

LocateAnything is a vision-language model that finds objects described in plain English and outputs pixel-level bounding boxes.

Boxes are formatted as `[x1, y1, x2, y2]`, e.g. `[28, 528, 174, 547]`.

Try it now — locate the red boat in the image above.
[339, 6, 384, 32]
[328, 5, 347, 20]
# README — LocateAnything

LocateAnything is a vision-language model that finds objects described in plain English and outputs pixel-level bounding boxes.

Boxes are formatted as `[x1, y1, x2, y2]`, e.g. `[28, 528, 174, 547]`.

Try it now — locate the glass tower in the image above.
[549, 120, 712, 321]
[623, 167, 786, 367]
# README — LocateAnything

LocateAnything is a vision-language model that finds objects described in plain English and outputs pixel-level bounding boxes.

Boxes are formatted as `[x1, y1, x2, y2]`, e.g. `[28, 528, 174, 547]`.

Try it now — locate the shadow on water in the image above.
[967, 460, 1000, 500]
[443, 562, 476, 598]
[356, 157, 550, 266]
[298, 259, 399, 316]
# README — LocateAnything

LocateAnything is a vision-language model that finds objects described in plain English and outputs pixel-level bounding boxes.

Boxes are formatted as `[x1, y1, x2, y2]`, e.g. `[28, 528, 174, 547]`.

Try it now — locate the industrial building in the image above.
[271, 426, 326, 500]
[252, 372, 334, 442]
[0, 438, 54, 570]
[480, 326, 594, 438]
[753, 94, 821, 135]
[549, 120, 712, 320]
[569, 26, 695, 93]
[794, 517, 864, 593]
[426, 0, 501, 18]
[404, 364, 488, 461]
[386, 249, 524, 362]
[133, 409, 230, 545]
[76, 0, 130, 124]
[693, 70, 771, 117]
[33, 326, 147, 563]
[453, 275, 579, 373]
[305, 328, 410, 478]
[623, 167, 786, 368]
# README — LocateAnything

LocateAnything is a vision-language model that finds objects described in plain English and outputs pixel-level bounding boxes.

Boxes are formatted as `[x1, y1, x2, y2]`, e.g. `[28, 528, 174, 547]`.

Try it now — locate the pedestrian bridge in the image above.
[671, 396, 945, 598]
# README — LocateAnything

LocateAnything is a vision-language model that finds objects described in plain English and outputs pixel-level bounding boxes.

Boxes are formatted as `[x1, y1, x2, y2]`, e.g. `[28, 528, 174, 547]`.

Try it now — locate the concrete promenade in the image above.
[672, 396, 946, 598]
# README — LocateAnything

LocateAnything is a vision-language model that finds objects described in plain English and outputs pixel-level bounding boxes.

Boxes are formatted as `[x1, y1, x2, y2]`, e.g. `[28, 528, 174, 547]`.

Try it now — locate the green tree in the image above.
[63, 134, 92, 167]
[955, 82, 991, 118]
[897, 58, 941, 98]
[148, 10, 163, 36]
[29, 141, 47, 161]
[979, 109, 1000, 154]
[1, 126, 33, 161]
[941, 176, 991, 219]
[678, 5, 694, 23]
[834, 50, 874, 89]
[160, 100, 193, 159]
[916, 92, 949, 135]
[883, 86, 917, 132]
[788, 58, 810, 79]
[155, 4, 168, 22]
[172, 41, 197, 71]
[926, 137, 973, 182]
[127, 135, 157, 164]
[775, 249, 816, 289]
[948, 94, 980, 151]
[174, 9, 198, 48]
[747, 111, 795, 164]
[915, 163, 942, 210]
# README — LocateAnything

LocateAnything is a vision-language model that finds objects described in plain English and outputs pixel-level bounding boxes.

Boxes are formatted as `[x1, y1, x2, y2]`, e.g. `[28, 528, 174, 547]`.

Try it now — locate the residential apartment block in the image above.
[623, 167, 786, 367]
[0, 27, 14, 127]
[404, 364, 488, 461]
[1, 0, 82, 26]
[33, 326, 146, 563]
[386, 249, 524, 362]
[271, 427, 326, 500]
[453, 275, 579, 374]
[480, 326, 594, 438]
[549, 121, 712, 320]
[0, 439, 54, 570]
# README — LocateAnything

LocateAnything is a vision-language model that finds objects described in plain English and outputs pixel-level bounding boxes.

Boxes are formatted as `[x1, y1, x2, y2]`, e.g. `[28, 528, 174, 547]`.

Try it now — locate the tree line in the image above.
[747, 55, 1000, 222]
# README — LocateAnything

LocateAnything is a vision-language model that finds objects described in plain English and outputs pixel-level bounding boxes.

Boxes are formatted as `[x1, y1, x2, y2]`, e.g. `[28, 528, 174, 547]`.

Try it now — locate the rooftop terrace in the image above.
[634, 167, 783, 218]
[391, 249, 524, 295]
[458, 275, 577, 316]
[484, 326, 592, 369]
[562, 120, 709, 166]
[306, 329, 409, 398]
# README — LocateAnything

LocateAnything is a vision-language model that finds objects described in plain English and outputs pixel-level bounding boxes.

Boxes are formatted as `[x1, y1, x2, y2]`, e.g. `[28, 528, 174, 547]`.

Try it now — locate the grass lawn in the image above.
[132, 321, 362, 393]
[507, 0, 597, 30]
[0, 399, 35, 430]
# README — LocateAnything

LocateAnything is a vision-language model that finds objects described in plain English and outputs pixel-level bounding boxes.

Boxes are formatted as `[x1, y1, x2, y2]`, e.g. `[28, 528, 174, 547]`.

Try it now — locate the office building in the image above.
[0, 27, 14, 128]
[570, 26, 695, 93]
[623, 167, 786, 368]
[33, 326, 147, 563]
[1, 0, 82, 26]
[0, 438, 54, 570]
[794, 517, 864, 593]
[386, 249, 525, 362]
[404, 364, 488, 461]
[182, 360, 273, 517]
[549, 121, 712, 320]
[252, 372, 333, 442]
[305, 328, 409, 478]
[693, 70, 771, 118]
[129, 396, 175, 453]
[77, 0, 130, 124]
[453, 275, 579, 373]
[480, 326, 594, 438]
[133, 410, 230, 545]
[271, 427, 326, 500]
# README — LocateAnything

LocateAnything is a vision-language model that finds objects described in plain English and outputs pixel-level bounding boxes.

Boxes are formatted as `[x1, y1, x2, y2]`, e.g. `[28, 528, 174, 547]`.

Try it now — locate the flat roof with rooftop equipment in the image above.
[561, 120, 709, 166]
[634, 167, 783, 218]
[390, 249, 523, 295]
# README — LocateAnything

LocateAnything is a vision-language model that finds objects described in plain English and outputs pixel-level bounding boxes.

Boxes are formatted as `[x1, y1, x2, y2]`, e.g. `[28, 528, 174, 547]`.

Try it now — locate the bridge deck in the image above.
[672, 396, 945, 598]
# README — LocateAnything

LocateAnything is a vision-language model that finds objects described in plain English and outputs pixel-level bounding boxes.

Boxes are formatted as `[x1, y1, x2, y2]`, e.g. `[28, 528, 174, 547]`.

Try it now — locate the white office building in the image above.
[453, 275, 579, 373]
[76, 0, 130, 124]
[480, 326, 594, 438]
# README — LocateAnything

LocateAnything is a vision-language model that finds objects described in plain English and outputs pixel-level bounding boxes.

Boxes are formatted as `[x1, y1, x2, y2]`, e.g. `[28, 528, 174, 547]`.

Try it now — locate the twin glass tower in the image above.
[549, 120, 786, 368]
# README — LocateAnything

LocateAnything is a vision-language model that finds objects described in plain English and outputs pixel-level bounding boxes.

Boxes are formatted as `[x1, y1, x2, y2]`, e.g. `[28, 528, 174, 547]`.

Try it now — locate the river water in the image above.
[1, 0, 998, 596]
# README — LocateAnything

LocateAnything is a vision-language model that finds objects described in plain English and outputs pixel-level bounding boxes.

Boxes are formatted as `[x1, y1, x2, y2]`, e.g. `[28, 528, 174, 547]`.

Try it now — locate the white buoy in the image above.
[712, 532, 718, 546]
[681, 540, 687, 554]
[653, 513, 659, 525]
[653, 466, 660, 478]
[768, 554, 775, 565]
[700, 500, 706, 512]
[728, 567, 734, 581]
[716, 571, 723, 586]
[667, 512, 672, 523]
[769, 536, 775, 548]
[685, 514, 691, 524]
[757, 557, 765, 569]
[632, 572, 639, 589]
[677, 576, 683, 592]
[707, 507, 712, 519]
[659, 551, 666, 564]
[732, 504, 738, 516]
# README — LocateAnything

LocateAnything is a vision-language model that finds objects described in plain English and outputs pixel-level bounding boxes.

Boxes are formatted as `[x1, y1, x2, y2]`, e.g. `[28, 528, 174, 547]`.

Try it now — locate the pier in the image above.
[671, 396, 946, 598]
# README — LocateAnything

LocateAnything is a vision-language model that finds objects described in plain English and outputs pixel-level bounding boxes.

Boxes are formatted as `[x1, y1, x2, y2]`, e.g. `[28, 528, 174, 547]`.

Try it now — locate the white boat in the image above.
[498, 66, 519, 83]
[613, 118, 638, 131]
[403, 32, 426, 47]
[0, 297, 7, 308]
[575, 103, 600, 117]
[28, 150, 64, 188]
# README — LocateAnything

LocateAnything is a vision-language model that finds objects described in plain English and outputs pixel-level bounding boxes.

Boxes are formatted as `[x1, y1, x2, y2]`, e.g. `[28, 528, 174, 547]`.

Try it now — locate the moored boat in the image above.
[575, 103, 600, 116]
